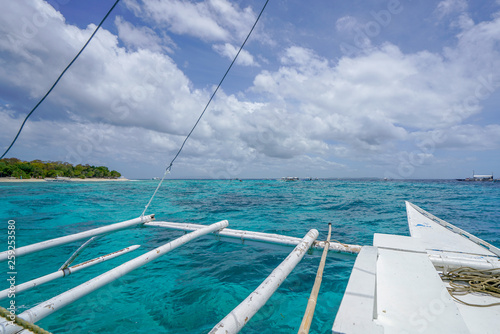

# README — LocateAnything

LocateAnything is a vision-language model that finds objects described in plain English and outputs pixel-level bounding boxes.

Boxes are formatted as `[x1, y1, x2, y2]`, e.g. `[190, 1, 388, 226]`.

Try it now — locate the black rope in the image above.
[165, 0, 270, 172]
[141, 0, 270, 216]
[0, 0, 121, 160]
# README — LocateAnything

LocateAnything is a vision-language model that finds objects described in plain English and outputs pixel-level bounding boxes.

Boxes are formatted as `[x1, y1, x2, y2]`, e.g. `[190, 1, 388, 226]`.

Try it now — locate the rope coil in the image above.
[441, 267, 500, 307]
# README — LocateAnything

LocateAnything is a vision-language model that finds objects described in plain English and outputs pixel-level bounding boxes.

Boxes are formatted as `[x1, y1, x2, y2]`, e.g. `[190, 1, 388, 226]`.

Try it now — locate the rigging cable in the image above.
[141, 0, 270, 217]
[0, 0, 121, 160]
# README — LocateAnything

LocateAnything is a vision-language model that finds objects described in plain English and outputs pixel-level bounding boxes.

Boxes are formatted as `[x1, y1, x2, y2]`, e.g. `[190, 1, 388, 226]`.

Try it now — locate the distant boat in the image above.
[457, 171, 495, 182]
[281, 176, 299, 182]
[45, 176, 70, 182]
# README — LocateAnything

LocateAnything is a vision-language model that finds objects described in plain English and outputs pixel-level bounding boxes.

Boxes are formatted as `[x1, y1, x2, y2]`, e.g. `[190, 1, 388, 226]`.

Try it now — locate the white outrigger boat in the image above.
[1, 201, 498, 333]
[333, 201, 500, 334]
[1, 2, 499, 332]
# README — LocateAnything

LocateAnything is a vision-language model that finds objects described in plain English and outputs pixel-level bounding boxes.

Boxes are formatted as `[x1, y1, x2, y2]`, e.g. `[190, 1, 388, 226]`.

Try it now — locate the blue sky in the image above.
[1, 0, 499, 179]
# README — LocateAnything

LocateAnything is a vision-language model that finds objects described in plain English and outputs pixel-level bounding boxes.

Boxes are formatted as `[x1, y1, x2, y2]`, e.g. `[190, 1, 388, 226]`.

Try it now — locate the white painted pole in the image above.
[59, 236, 98, 270]
[0, 220, 228, 334]
[0, 215, 154, 262]
[428, 253, 500, 270]
[0, 245, 140, 300]
[151, 221, 500, 270]
[209, 229, 318, 334]
[147, 221, 361, 255]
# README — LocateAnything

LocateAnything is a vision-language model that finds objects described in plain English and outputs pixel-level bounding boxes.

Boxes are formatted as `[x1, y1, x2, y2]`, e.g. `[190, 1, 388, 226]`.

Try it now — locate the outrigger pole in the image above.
[0, 245, 140, 300]
[209, 229, 319, 334]
[0, 220, 228, 334]
[0, 215, 155, 261]
[298, 223, 332, 334]
[147, 221, 361, 255]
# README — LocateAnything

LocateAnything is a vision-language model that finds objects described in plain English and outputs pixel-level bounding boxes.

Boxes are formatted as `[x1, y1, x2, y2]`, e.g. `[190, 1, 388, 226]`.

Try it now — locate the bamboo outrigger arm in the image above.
[0, 215, 155, 262]
[0, 245, 141, 300]
[209, 229, 319, 334]
[147, 221, 361, 255]
[0, 220, 228, 334]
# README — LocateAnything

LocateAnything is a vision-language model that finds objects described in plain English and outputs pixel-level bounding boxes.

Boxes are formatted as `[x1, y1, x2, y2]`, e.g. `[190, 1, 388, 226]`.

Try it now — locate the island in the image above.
[0, 158, 125, 181]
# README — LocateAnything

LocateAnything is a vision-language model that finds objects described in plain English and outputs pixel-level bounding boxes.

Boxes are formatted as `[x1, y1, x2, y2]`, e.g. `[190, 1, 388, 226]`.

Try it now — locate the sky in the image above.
[1, 0, 500, 179]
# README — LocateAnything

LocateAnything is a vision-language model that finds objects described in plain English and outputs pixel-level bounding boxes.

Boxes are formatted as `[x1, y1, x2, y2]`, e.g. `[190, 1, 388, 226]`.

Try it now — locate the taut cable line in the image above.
[141, 0, 270, 217]
[0, 0, 121, 159]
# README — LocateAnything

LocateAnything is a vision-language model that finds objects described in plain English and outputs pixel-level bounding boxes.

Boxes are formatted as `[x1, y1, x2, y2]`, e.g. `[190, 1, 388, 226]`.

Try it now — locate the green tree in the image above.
[110, 170, 121, 178]
[0, 158, 123, 179]
[0, 161, 7, 177]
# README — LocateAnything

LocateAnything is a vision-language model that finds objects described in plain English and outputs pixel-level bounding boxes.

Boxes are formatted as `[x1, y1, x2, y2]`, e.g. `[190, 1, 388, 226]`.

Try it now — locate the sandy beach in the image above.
[0, 177, 129, 182]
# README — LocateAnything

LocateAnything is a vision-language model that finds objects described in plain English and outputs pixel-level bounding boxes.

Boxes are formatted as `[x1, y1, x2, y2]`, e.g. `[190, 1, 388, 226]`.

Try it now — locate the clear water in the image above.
[0, 179, 499, 333]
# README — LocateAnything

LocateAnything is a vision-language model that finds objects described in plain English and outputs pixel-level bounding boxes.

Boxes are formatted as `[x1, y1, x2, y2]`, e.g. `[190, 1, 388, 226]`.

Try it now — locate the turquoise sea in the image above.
[1, 179, 499, 333]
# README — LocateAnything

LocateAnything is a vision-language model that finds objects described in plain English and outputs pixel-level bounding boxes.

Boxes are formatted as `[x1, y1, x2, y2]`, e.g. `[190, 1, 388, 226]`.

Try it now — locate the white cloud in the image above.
[0, 0, 210, 136]
[435, 0, 473, 31]
[212, 43, 257, 66]
[453, 13, 475, 30]
[415, 125, 500, 151]
[122, 0, 263, 75]
[0, 1, 80, 98]
[125, 0, 257, 43]
[435, 0, 468, 19]
[336, 16, 358, 32]
[0, 108, 183, 167]
[115, 16, 174, 53]
[251, 21, 500, 160]
[1, 0, 500, 179]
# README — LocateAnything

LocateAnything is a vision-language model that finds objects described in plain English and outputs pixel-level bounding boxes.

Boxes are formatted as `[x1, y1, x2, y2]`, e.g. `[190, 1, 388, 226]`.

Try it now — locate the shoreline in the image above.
[0, 177, 129, 183]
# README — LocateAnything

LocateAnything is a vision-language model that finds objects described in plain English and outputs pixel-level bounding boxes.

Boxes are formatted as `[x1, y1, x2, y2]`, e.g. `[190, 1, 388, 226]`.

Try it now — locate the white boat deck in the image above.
[333, 202, 500, 334]
[374, 234, 470, 333]
[331, 246, 383, 333]
[406, 202, 498, 257]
